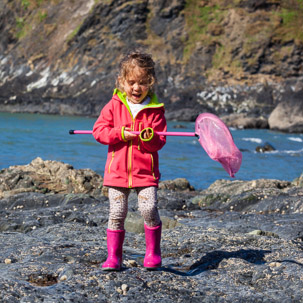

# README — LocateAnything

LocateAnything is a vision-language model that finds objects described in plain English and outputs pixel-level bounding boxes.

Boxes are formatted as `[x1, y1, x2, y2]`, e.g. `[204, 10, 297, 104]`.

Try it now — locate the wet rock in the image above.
[0, 157, 103, 198]
[159, 178, 195, 192]
[191, 178, 303, 215]
[255, 142, 276, 153]
[1, 162, 303, 302]
[292, 173, 303, 187]
[247, 230, 279, 238]
[125, 212, 180, 234]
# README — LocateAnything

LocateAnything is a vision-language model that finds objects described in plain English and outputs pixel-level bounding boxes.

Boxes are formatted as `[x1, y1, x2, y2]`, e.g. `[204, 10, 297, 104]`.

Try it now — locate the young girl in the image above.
[93, 50, 167, 271]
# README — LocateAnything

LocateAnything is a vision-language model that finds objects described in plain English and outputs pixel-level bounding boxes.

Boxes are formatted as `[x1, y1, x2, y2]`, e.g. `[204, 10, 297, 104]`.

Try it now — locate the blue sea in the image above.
[1, 112, 302, 190]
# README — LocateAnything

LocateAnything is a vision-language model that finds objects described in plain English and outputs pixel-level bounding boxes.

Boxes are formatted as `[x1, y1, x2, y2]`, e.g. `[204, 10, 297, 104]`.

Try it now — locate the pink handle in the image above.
[70, 130, 93, 134]
[131, 131, 196, 137]
[69, 130, 196, 137]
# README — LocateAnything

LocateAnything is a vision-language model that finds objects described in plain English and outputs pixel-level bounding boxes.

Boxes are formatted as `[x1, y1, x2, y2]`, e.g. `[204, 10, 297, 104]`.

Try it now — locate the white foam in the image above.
[242, 138, 262, 144]
[266, 148, 303, 155]
[288, 137, 303, 143]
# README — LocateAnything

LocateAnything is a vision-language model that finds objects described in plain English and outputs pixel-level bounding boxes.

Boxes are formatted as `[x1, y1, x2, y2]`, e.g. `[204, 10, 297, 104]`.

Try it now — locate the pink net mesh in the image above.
[195, 113, 242, 177]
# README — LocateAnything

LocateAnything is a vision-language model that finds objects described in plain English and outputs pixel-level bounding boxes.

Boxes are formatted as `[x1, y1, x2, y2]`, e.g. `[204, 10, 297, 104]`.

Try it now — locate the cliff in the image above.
[0, 0, 303, 131]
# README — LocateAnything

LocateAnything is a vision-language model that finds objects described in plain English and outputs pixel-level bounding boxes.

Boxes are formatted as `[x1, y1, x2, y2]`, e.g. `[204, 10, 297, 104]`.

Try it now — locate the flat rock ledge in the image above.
[1, 159, 303, 303]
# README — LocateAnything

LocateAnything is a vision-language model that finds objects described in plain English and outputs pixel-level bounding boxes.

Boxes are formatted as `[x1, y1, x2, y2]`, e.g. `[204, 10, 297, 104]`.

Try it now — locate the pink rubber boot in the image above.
[143, 222, 162, 269]
[102, 229, 125, 271]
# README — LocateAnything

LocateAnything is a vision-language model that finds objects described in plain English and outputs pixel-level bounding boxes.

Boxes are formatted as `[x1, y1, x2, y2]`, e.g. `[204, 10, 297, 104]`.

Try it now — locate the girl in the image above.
[93, 50, 167, 271]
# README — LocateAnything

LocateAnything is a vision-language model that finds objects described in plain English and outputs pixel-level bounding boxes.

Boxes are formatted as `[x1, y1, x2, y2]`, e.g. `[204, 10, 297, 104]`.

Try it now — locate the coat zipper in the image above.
[150, 154, 156, 180]
[128, 123, 134, 188]
[127, 109, 155, 187]
[108, 150, 115, 173]
[138, 122, 142, 151]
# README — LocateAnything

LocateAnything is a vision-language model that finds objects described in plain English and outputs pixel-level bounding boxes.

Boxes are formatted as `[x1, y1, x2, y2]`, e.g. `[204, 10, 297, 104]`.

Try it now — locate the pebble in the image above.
[269, 262, 282, 268]
[127, 260, 138, 267]
[121, 284, 129, 292]
[116, 287, 123, 294]
[60, 275, 67, 281]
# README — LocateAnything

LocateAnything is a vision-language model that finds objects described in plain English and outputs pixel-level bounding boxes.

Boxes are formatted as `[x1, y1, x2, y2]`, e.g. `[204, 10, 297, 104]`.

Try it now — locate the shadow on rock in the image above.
[162, 249, 271, 277]
[275, 259, 303, 267]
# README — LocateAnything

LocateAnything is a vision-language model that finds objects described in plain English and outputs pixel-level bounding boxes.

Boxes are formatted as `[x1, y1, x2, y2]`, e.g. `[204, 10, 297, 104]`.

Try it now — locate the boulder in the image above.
[221, 114, 269, 129]
[190, 178, 303, 215]
[268, 98, 303, 133]
[0, 157, 103, 198]
[159, 178, 195, 191]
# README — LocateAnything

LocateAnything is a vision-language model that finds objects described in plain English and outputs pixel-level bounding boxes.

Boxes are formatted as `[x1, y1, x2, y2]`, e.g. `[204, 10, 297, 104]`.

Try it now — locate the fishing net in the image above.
[195, 113, 242, 178]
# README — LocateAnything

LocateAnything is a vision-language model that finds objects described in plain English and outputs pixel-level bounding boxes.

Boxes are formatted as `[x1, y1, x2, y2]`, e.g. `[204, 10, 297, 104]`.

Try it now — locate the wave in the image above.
[287, 137, 303, 143]
[242, 137, 262, 144]
[258, 148, 303, 155]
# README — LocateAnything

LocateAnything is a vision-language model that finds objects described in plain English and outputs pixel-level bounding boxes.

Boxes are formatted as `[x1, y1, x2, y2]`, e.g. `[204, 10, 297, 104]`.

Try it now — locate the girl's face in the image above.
[123, 66, 150, 104]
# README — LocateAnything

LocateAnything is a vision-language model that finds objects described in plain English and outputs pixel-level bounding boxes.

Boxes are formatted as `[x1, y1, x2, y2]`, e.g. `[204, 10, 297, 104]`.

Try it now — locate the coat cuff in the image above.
[121, 126, 128, 142]
[139, 127, 154, 141]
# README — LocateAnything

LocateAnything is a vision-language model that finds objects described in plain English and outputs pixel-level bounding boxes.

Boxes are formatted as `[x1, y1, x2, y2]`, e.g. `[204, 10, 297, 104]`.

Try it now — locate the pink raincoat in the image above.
[93, 89, 167, 188]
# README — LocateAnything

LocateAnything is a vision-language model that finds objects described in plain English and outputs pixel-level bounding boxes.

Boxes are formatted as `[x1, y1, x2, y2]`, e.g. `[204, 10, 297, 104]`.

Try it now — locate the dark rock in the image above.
[255, 142, 276, 153]
[239, 0, 280, 12]
[159, 178, 195, 191]
[164, 108, 202, 122]
[1, 161, 303, 302]
[191, 178, 303, 216]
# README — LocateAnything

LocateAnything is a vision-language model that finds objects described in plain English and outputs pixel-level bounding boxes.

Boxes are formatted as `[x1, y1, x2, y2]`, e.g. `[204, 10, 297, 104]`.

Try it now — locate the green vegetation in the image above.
[15, 17, 27, 39]
[21, 0, 30, 10]
[66, 24, 82, 42]
[182, 0, 303, 79]
[275, 1, 303, 43]
[16, 17, 25, 29]
[38, 10, 47, 21]
[7, 0, 303, 82]
[14, 0, 49, 40]
[95, 0, 111, 4]
[21, 0, 44, 10]
[280, 9, 296, 24]
[183, 1, 225, 62]
[192, 193, 230, 207]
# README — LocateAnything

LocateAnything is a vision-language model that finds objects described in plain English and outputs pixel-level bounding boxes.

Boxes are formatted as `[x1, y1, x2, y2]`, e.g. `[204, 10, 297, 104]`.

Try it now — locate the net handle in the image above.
[69, 130, 197, 137]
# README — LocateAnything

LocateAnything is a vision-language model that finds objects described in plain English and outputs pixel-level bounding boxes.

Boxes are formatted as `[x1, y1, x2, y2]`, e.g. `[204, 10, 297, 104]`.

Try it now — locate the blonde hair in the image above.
[116, 49, 157, 93]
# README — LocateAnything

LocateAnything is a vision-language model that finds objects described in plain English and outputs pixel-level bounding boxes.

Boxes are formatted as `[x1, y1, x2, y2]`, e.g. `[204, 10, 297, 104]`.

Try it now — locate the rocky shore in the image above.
[1, 158, 303, 302]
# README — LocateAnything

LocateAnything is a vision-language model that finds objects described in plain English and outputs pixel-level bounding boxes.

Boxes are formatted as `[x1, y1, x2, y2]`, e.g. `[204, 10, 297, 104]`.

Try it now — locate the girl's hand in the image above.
[123, 127, 137, 141]
[142, 128, 152, 139]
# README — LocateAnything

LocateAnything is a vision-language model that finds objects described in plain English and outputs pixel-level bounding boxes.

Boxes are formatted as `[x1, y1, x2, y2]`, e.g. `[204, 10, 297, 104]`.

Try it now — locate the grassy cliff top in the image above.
[2, 0, 303, 85]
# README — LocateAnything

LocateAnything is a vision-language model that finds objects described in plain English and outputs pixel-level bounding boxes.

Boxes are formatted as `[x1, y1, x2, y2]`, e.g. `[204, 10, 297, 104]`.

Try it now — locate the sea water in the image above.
[1, 112, 302, 190]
